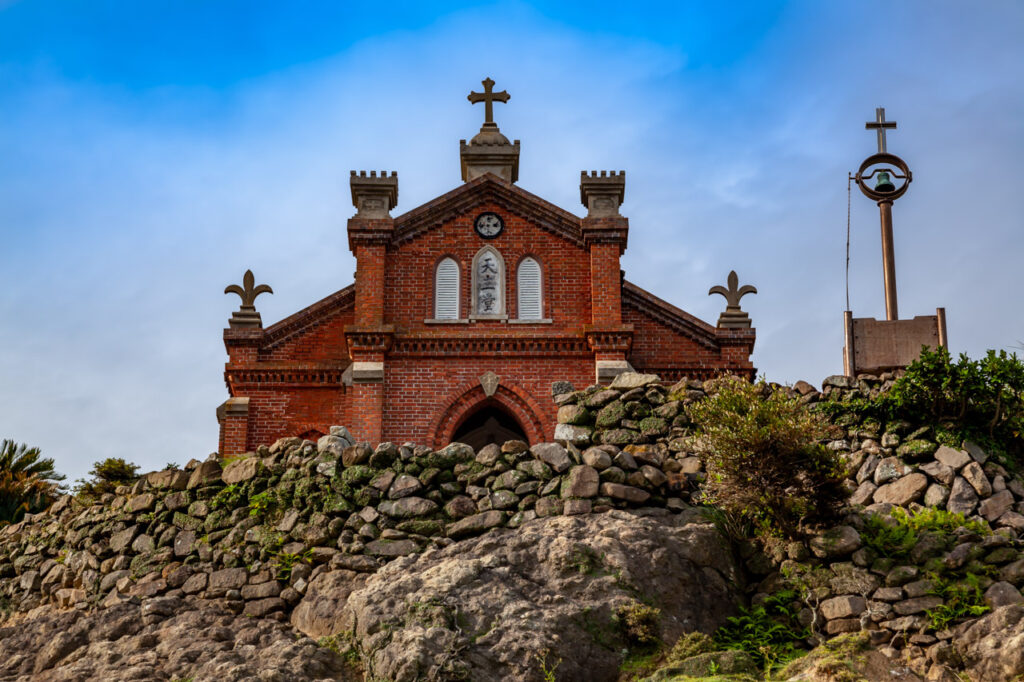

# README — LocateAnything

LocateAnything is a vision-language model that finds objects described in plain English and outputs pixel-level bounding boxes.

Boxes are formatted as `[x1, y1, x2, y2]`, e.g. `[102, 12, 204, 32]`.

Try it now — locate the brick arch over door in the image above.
[428, 380, 548, 449]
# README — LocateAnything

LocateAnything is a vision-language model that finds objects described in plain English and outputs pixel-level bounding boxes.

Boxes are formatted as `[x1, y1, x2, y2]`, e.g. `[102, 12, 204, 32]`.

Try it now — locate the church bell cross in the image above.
[468, 77, 510, 126]
[865, 107, 897, 153]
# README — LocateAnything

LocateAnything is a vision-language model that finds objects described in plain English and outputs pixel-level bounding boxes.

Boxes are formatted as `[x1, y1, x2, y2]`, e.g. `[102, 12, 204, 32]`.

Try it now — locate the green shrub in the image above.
[861, 507, 989, 560]
[667, 631, 717, 664]
[926, 573, 990, 630]
[614, 601, 661, 646]
[73, 457, 139, 499]
[689, 376, 847, 538]
[714, 590, 809, 671]
[830, 347, 1024, 465]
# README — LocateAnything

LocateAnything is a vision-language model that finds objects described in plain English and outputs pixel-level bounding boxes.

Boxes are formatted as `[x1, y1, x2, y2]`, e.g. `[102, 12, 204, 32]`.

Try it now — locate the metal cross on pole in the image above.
[468, 77, 510, 126]
[865, 107, 897, 153]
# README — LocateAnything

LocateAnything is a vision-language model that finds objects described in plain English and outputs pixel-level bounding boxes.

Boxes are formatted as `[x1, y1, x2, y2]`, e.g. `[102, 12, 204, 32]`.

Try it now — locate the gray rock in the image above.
[581, 447, 612, 470]
[530, 442, 571, 473]
[873, 473, 928, 505]
[609, 372, 661, 390]
[378, 497, 438, 519]
[962, 461, 993, 497]
[364, 539, 420, 557]
[934, 445, 971, 470]
[810, 526, 862, 559]
[447, 510, 506, 538]
[561, 466, 599, 498]
[222, 457, 261, 484]
[127, 493, 156, 513]
[387, 474, 423, 500]
[110, 526, 140, 554]
[820, 595, 866, 620]
[598, 482, 650, 504]
[980, 489, 1015, 521]
[187, 459, 222, 489]
[316, 434, 348, 458]
[920, 460, 955, 486]
[873, 456, 908, 485]
[849, 481, 877, 506]
[209, 568, 248, 592]
[958, 605, 1024, 681]
[947, 476, 980, 515]
[893, 596, 943, 615]
[963, 440, 989, 464]
[923, 483, 950, 507]
[331, 510, 739, 682]
[985, 581, 1024, 608]
[553, 423, 593, 446]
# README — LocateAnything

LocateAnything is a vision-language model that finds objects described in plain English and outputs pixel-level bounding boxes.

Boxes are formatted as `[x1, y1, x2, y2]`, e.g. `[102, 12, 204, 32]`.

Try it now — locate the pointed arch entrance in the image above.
[452, 404, 528, 451]
[428, 380, 547, 449]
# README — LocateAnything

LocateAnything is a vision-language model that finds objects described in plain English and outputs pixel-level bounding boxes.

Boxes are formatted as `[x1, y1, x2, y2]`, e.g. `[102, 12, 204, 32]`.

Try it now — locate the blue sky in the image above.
[2, 1, 1022, 481]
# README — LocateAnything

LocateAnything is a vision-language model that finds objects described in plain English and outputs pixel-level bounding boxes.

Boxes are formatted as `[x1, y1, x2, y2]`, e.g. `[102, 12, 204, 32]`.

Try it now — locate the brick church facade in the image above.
[217, 80, 755, 455]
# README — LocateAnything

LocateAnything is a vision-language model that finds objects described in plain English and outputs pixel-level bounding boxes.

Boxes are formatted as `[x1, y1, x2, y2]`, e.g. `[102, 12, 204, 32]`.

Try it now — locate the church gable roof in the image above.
[621, 280, 720, 350]
[261, 284, 355, 351]
[392, 173, 584, 247]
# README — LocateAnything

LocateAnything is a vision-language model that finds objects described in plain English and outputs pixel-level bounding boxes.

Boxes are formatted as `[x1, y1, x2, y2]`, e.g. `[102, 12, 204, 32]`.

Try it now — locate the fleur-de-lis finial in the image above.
[709, 270, 757, 329]
[225, 270, 273, 329]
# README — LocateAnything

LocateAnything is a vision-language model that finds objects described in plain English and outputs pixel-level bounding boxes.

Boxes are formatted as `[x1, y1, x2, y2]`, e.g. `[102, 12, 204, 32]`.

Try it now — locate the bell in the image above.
[874, 170, 895, 193]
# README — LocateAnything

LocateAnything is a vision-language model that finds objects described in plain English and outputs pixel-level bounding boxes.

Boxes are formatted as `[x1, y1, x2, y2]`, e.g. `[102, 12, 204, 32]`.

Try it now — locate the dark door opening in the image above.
[451, 405, 528, 451]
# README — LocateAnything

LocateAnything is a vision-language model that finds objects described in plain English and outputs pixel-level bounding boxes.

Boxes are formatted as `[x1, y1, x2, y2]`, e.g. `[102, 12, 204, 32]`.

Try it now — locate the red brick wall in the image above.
[624, 303, 755, 381]
[382, 203, 592, 329]
[219, 194, 754, 453]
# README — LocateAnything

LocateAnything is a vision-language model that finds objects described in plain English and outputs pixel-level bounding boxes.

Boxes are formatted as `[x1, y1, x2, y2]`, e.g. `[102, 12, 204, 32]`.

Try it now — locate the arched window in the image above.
[434, 257, 460, 320]
[472, 246, 505, 317]
[517, 257, 543, 319]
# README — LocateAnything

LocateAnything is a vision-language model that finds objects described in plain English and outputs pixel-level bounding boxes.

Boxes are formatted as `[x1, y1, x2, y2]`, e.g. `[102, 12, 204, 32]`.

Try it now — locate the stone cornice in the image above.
[392, 174, 584, 247]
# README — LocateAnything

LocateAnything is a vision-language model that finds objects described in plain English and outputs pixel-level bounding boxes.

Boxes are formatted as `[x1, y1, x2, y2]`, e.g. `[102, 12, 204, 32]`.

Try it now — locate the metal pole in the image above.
[843, 310, 856, 376]
[878, 199, 898, 320]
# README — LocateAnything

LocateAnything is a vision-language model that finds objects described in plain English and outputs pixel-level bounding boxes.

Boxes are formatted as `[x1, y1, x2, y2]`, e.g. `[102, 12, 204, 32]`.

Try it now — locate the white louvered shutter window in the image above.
[517, 257, 542, 319]
[435, 258, 460, 320]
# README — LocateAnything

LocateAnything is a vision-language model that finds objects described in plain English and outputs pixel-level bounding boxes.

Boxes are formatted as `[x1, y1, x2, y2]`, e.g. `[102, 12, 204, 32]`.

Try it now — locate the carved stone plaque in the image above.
[479, 371, 500, 397]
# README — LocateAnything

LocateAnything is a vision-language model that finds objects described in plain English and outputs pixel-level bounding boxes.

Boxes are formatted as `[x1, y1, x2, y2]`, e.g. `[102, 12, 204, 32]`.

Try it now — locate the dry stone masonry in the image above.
[3, 371, 1024, 680]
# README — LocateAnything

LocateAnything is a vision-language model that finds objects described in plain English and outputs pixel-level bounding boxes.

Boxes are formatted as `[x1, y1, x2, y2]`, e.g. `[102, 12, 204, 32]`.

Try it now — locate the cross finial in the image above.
[467, 77, 510, 126]
[865, 107, 897, 153]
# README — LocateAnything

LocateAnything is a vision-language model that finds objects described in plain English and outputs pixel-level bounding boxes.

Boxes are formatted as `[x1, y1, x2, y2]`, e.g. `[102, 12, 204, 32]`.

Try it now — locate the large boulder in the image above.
[957, 604, 1024, 681]
[313, 509, 739, 682]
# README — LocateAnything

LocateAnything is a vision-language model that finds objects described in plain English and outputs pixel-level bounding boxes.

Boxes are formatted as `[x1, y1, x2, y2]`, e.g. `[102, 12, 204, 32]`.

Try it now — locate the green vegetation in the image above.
[666, 631, 716, 665]
[614, 601, 661, 646]
[271, 548, 313, 581]
[211, 483, 244, 511]
[926, 573, 991, 630]
[822, 347, 1024, 466]
[73, 457, 139, 500]
[535, 649, 561, 682]
[0, 439, 65, 524]
[248, 489, 281, 517]
[689, 376, 846, 539]
[860, 507, 989, 560]
[713, 590, 809, 672]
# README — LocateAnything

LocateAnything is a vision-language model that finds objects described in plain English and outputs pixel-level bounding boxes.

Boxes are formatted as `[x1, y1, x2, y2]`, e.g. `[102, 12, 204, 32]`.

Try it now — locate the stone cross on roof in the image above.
[468, 77, 510, 126]
[865, 107, 897, 153]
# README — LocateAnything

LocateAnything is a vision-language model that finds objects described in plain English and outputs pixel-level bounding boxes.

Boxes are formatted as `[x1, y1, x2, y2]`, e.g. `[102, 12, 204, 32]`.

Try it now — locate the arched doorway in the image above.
[451, 404, 528, 450]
